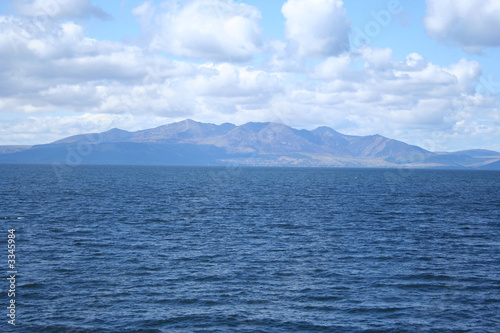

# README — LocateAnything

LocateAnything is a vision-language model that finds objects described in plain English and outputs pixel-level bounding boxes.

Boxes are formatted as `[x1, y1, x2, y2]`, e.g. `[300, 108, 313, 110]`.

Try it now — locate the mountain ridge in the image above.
[1, 120, 499, 169]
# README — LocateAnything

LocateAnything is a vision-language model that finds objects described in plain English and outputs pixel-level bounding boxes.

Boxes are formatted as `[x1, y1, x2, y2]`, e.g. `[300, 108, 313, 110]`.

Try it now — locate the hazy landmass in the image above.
[1, 119, 499, 169]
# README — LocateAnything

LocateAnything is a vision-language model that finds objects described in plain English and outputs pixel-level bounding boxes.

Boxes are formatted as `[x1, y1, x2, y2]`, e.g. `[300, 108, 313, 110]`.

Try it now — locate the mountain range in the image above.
[1, 119, 499, 169]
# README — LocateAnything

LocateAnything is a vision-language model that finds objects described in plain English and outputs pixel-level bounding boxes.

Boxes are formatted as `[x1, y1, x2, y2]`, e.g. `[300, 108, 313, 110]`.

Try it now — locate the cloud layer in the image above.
[0, 0, 499, 151]
[14, 0, 111, 20]
[134, 0, 262, 61]
[282, 0, 350, 58]
[425, 0, 500, 52]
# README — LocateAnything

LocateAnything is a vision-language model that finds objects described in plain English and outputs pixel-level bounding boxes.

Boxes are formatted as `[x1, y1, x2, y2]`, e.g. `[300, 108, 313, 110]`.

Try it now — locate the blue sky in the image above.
[0, 0, 499, 151]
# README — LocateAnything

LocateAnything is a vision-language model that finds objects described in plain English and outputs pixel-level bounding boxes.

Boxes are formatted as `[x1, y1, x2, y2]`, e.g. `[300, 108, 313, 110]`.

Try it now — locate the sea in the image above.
[1, 164, 499, 332]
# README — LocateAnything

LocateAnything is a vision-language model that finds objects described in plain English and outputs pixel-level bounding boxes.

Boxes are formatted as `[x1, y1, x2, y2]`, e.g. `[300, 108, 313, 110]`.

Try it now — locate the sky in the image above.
[0, 0, 500, 152]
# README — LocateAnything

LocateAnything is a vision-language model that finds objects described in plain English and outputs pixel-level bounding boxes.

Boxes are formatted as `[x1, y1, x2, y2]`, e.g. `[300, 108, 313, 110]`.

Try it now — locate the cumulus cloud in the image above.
[312, 55, 351, 80]
[405, 53, 426, 69]
[14, 0, 111, 20]
[0, 17, 153, 110]
[133, 0, 262, 61]
[424, 0, 500, 52]
[282, 0, 351, 58]
[186, 63, 283, 98]
[359, 47, 393, 70]
[446, 58, 482, 94]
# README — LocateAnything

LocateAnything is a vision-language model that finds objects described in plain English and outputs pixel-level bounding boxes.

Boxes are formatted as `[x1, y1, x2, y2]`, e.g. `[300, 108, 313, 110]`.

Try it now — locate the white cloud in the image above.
[360, 46, 393, 69]
[312, 55, 351, 80]
[14, 0, 111, 20]
[0, 113, 170, 145]
[186, 63, 283, 97]
[134, 0, 262, 61]
[282, 0, 351, 58]
[405, 53, 426, 69]
[265, 40, 303, 72]
[425, 0, 500, 52]
[446, 58, 482, 94]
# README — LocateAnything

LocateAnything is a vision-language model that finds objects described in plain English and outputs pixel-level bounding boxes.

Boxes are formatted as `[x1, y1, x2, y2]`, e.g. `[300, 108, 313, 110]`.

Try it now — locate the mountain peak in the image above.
[312, 126, 341, 135]
[103, 128, 129, 134]
[177, 118, 201, 126]
[131, 119, 236, 143]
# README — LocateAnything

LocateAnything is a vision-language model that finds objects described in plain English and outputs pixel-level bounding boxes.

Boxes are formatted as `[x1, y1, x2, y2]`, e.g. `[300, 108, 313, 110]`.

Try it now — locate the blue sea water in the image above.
[1, 164, 499, 332]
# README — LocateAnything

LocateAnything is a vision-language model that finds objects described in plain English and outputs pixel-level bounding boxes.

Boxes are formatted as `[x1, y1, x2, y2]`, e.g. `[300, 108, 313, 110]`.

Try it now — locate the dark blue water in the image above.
[1, 165, 499, 332]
